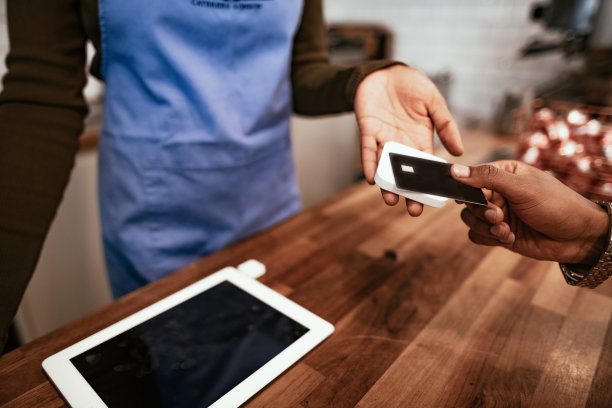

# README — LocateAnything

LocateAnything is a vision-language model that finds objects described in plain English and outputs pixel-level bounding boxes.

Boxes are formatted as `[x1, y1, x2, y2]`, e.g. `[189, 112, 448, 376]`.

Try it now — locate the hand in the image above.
[355, 65, 463, 216]
[451, 160, 609, 265]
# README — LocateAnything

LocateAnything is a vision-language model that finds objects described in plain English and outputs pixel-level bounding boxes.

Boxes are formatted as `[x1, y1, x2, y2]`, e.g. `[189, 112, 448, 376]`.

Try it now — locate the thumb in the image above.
[451, 163, 523, 198]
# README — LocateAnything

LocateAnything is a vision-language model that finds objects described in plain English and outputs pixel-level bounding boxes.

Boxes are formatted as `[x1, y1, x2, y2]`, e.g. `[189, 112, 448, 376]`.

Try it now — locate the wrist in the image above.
[560, 201, 612, 288]
[577, 202, 610, 266]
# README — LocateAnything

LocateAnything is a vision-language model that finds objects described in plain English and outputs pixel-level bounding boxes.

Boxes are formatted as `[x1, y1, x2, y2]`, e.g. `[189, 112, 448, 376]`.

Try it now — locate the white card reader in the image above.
[374, 141, 448, 208]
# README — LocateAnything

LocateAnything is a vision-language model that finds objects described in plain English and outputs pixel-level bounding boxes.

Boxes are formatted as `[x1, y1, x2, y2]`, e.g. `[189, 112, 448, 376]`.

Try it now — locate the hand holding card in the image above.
[389, 153, 487, 206]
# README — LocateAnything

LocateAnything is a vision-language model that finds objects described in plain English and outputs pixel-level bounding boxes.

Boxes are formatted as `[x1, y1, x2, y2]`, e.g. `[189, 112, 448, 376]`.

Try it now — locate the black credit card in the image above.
[389, 153, 487, 206]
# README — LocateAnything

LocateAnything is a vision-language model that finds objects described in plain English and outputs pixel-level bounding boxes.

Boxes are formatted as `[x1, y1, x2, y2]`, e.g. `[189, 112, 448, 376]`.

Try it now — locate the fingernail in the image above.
[484, 209, 496, 223]
[453, 164, 470, 178]
[490, 224, 504, 237]
[506, 232, 515, 244]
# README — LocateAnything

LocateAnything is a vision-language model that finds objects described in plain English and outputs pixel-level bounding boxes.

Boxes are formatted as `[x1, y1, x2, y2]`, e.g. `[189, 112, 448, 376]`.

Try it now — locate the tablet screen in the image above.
[69, 280, 309, 408]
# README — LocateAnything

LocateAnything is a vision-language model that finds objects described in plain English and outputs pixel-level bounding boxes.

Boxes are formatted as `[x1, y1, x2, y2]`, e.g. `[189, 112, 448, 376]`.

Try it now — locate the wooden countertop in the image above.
[1, 135, 612, 407]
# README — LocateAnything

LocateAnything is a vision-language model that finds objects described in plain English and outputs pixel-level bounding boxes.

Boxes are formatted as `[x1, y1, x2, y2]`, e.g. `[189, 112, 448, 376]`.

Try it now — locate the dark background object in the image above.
[521, 0, 612, 106]
[522, 0, 601, 57]
[327, 24, 393, 64]
[532, 0, 599, 32]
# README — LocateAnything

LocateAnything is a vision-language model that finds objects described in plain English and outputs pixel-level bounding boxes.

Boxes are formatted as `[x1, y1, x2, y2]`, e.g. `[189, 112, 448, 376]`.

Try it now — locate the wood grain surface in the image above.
[1, 133, 611, 407]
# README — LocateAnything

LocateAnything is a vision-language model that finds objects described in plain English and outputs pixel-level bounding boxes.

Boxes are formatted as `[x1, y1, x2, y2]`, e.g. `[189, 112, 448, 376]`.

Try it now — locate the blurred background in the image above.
[1, 0, 610, 351]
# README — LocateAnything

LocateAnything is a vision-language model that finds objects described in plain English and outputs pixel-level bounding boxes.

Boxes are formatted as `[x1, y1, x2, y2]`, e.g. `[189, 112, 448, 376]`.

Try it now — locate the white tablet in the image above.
[43, 265, 334, 408]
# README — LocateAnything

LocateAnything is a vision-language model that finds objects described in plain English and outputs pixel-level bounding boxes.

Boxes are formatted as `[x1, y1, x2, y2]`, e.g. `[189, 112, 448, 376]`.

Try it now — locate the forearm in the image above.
[576, 201, 609, 266]
[290, 0, 402, 115]
[0, 0, 88, 351]
[0, 105, 82, 349]
[292, 59, 402, 115]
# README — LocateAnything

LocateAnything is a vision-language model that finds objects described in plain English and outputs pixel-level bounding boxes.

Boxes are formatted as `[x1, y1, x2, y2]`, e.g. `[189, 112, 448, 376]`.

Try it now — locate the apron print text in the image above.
[191, 0, 271, 10]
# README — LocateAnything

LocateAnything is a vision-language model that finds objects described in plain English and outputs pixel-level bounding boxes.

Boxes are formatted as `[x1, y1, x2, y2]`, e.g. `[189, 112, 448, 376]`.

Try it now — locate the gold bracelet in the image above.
[559, 201, 612, 289]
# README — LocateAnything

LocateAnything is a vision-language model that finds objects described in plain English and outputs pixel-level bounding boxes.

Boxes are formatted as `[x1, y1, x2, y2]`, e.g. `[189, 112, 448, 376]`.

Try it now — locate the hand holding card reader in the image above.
[374, 142, 487, 207]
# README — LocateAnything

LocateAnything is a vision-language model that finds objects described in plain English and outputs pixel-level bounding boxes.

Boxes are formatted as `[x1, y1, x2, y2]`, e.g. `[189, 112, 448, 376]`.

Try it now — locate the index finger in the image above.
[405, 198, 424, 216]
[429, 91, 463, 156]
[361, 136, 379, 184]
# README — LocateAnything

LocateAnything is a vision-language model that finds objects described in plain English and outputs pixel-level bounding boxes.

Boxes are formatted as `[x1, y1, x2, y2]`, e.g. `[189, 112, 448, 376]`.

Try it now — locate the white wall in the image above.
[291, 114, 361, 208]
[324, 0, 572, 120]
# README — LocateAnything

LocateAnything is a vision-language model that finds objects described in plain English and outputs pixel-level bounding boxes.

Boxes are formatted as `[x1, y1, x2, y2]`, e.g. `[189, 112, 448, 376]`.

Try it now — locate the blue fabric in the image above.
[98, 0, 304, 297]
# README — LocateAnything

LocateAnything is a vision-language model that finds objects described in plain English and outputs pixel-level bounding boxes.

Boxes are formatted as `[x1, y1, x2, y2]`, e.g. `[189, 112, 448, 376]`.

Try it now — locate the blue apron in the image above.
[98, 0, 303, 297]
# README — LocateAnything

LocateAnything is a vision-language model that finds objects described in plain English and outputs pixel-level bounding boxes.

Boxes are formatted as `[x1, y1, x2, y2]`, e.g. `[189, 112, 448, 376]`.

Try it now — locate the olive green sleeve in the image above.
[291, 0, 404, 115]
[0, 0, 88, 350]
